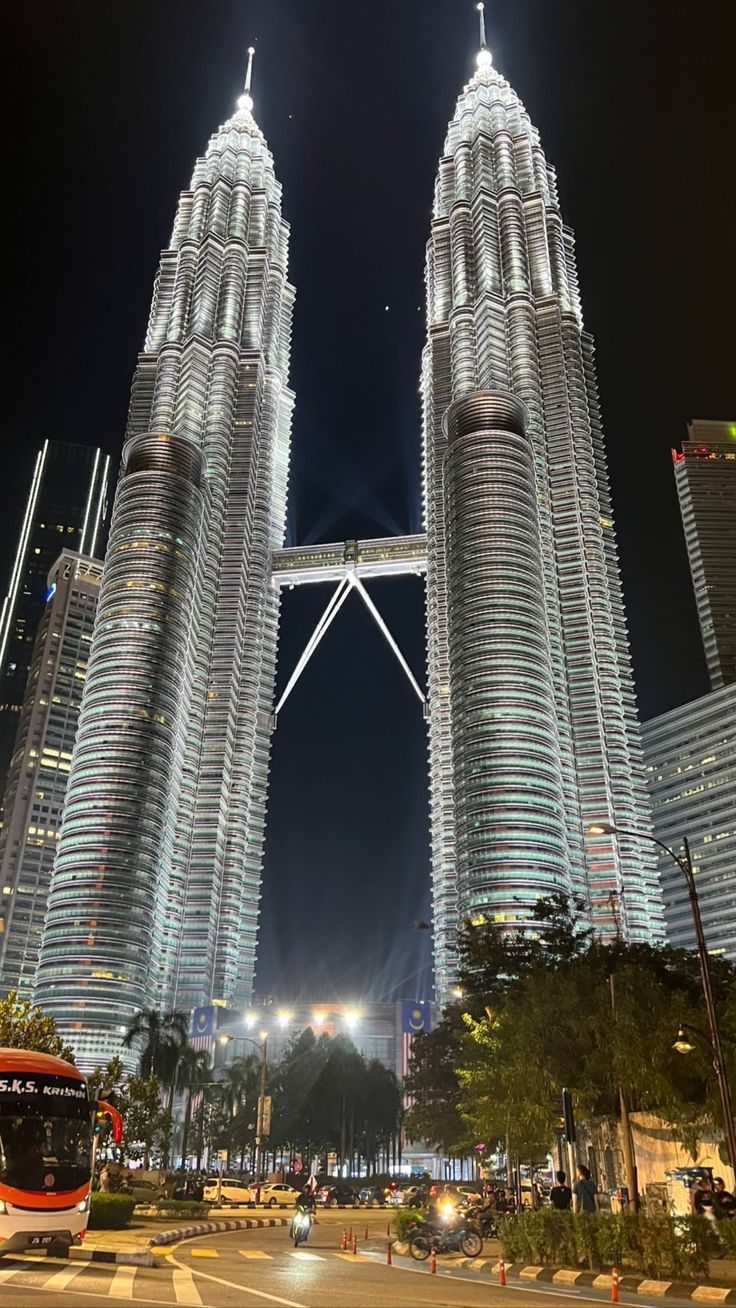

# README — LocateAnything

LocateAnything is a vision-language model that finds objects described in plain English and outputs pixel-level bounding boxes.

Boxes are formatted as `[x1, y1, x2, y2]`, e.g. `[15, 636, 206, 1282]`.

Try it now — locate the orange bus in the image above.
[0, 1049, 122, 1256]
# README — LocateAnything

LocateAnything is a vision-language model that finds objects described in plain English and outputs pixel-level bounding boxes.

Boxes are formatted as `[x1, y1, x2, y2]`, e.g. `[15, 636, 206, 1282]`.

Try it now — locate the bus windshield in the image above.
[0, 1070, 93, 1193]
[0, 1113, 92, 1192]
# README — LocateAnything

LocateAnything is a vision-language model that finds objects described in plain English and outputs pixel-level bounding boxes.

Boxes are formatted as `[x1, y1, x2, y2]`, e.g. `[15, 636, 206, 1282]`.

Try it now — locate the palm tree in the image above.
[176, 1045, 211, 1166]
[122, 1008, 189, 1083]
[217, 1056, 259, 1170]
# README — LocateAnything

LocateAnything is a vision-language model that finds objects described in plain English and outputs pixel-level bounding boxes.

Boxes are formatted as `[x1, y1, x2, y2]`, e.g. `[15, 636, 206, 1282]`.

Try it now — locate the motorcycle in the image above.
[290, 1209, 313, 1247]
[407, 1212, 483, 1260]
[465, 1203, 499, 1240]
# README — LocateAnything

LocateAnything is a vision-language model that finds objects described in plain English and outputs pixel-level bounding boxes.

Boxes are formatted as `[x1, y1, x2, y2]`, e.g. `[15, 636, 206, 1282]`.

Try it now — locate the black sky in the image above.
[5, 1, 735, 1003]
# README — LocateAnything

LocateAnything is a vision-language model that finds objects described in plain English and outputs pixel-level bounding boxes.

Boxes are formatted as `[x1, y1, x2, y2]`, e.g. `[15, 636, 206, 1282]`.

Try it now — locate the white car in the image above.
[203, 1178, 252, 1205]
[258, 1183, 302, 1208]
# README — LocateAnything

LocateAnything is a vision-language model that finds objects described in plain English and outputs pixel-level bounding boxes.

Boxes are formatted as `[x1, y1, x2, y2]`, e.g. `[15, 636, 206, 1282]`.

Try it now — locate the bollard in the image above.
[386, 1239, 392, 1266]
[611, 1266, 619, 1304]
[430, 1249, 437, 1275]
[352, 1234, 357, 1255]
[341, 1228, 347, 1251]
[348, 1225, 353, 1244]
[364, 1225, 368, 1241]
[386, 1220, 391, 1238]
[498, 1257, 506, 1287]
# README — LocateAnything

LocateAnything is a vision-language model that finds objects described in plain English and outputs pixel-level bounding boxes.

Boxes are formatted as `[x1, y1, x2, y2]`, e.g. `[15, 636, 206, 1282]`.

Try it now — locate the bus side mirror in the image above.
[95, 1100, 123, 1146]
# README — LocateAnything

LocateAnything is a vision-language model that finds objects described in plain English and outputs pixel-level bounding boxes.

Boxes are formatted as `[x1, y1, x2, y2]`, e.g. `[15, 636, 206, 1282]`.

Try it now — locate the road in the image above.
[0, 1209, 698, 1307]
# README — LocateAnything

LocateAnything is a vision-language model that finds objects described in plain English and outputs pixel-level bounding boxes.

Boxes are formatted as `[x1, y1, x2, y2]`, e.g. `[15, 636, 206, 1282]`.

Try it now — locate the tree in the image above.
[122, 1008, 189, 1084]
[175, 1046, 211, 1165]
[0, 990, 75, 1063]
[125, 1075, 170, 1170]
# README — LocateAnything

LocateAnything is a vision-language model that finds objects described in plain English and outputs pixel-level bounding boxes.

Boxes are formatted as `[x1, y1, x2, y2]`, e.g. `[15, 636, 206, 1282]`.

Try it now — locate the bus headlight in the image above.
[0, 1201, 7, 1214]
[77, 1196, 91, 1213]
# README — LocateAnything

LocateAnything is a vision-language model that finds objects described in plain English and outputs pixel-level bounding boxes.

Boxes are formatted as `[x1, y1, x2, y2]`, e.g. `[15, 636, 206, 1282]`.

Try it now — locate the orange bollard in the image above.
[498, 1257, 506, 1286]
[611, 1266, 619, 1304]
[430, 1250, 437, 1275]
[341, 1228, 347, 1251]
[364, 1225, 368, 1241]
[386, 1239, 392, 1265]
[352, 1234, 357, 1255]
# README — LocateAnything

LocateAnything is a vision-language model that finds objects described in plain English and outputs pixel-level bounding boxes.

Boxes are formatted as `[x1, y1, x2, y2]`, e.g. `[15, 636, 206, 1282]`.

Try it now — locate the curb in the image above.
[149, 1216, 290, 1248]
[70, 1247, 156, 1267]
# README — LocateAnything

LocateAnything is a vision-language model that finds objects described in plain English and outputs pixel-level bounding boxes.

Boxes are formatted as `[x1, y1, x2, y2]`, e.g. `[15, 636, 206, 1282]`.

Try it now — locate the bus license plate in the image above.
[30, 1235, 54, 1247]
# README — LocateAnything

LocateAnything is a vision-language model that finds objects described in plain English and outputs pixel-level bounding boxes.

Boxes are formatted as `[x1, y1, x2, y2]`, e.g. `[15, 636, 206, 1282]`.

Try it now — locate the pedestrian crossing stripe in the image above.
[189, 1248, 220, 1257]
[240, 1250, 274, 1258]
[333, 1251, 373, 1262]
[289, 1251, 324, 1260]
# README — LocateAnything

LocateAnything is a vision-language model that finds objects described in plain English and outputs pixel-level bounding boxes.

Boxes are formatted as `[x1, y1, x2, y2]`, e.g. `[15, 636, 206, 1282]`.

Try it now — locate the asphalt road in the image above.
[0, 1209, 701, 1307]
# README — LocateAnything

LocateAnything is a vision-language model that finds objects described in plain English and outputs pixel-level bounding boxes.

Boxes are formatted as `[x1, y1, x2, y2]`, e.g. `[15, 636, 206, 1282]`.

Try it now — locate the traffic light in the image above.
[550, 1089, 576, 1142]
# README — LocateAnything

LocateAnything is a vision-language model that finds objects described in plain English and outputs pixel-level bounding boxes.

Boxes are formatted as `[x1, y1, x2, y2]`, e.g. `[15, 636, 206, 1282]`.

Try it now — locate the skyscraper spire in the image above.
[476, 2, 492, 67]
[238, 45, 256, 113]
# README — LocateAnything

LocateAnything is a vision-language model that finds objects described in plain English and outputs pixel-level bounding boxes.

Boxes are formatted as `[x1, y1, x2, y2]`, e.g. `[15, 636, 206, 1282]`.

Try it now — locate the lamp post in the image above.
[217, 1029, 269, 1186]
[588, 821, 736, 1177]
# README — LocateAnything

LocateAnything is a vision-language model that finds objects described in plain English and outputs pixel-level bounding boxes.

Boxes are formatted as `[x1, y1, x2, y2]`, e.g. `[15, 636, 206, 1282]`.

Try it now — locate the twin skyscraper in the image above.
[34, 21, 664, 1066]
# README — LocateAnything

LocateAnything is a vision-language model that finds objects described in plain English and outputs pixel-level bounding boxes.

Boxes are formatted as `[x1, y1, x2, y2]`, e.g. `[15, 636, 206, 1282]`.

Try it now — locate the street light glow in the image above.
[344, 1009, 360, 1029]
[673, 1027, 695, 1055]
[312, 1012, 325, 1025]
[452, 987, 464, 999]
[277, 1010, 292, 1027]
[587, 822, 616, 836]
[244, 1011, 257, 1028]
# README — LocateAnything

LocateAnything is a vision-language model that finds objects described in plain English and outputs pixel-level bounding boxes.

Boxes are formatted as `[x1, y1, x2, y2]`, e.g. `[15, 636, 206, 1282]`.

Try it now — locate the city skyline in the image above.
[4, 1, 734, 1003]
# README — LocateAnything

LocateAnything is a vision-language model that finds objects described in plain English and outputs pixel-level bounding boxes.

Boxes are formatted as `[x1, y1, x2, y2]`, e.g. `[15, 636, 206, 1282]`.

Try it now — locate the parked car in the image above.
[203, 1178, 253, 1204]
[358, 1185, 386, 1206]
[122, 1177, 165, 1204]
[317, 1184, 358, 1207]
[455, 1184, 482, 1205]
[259, 1183, 302, 1207]
[388, 1184, 422, 1206]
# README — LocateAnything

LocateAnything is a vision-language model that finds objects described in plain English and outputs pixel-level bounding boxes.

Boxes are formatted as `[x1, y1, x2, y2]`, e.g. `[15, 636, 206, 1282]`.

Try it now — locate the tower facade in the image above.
[0, 442, 108, 799]
[421, 26, 665, 994]
[35, 65, 295, 1066]
[0, 552, 102, 996]
[673, 420, 736, 691]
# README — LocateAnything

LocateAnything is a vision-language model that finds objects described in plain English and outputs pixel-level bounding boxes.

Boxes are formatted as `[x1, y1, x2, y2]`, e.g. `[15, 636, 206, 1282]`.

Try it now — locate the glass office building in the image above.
[421, 26, 665, 994]
[0, 443, 108, 798]
[0, 552, 103, 995]
[642, 685, 736, 962]
[673, 421, 736, 691]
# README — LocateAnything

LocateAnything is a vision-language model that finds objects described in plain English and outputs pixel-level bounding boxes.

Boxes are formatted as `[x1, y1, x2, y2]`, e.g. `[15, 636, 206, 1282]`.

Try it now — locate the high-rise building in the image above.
[36, 55, 295, 1067]
[672, 421, 736, 691]
[36, 26, 667, 1065]
[642, 685, 736, 962]
[420, 15, 664, 993]
[0, 442, 109, 794]
[0, 552, 103, 995]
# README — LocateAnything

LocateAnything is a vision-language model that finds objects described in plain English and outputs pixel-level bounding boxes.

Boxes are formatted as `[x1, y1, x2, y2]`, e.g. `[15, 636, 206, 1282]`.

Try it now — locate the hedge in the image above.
[393, 1209, 424, 1241]
[150, 1200, 211, 1219]
[499, 1209, 716, 1280]
[88, 1193, 137, 1230]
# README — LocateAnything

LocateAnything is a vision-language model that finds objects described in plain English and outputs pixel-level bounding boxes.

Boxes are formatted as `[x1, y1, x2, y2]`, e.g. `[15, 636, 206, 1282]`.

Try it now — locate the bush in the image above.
[498, 1209, 715, 1280]
[393, 1209, 423, 1241]
[88, 1193, 137, 1230]
[151, 1200, 211, 1219]
[717, 1219, 736, 1260]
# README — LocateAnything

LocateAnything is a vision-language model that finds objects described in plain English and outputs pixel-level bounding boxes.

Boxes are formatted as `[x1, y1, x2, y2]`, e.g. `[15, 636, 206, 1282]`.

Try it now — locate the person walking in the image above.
[550, 1170, 573, 1211]
[713, 1177, 735, 1221]
[572, 1165, 600, 1214]
[692, 1175, 718, 1229]
[98, 1165, 111, 1194]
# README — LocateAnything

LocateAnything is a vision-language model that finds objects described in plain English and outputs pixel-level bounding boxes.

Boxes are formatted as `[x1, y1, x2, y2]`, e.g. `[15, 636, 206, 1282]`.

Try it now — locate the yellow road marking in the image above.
[240, 1250, 274, 1259]
[333, 1251, 373, 1262]
[190, 1247, 220, 1258]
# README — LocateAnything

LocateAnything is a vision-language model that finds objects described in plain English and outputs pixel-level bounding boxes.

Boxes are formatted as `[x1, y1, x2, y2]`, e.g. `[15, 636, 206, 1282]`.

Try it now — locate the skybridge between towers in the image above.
[270, 534, 428, 721]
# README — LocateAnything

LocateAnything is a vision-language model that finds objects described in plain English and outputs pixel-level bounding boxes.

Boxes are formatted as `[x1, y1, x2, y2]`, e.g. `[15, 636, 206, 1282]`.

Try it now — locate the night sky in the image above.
[5, 2, 734, 1004]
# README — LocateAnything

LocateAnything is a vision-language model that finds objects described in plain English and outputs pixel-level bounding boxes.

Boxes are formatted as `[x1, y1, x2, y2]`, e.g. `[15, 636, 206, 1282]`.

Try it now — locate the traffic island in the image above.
[63, 1215, 289, 1266]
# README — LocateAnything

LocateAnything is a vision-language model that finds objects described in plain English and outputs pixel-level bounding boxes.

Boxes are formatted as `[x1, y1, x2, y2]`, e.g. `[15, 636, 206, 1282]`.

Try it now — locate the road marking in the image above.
[382, 1254, 624, 1304]
[168, 1251, 307, 1307]
[288, 1250, 324, 1261]
[172, 1266, 203, 1305]
[333, 1251, 372, 1262]
[108, 1265, 137, 1297]
[41, 1264, 86, 1290]
[240, 1250, 274, 1259]
[0, 1265, 22, 1283]
[189, 1248, 219, 1258]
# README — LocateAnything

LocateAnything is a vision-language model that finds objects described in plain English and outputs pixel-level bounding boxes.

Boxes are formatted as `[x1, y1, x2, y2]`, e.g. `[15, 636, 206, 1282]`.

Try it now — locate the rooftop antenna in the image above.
[476, 2, 492, 67]
[238, 45, 256, 113]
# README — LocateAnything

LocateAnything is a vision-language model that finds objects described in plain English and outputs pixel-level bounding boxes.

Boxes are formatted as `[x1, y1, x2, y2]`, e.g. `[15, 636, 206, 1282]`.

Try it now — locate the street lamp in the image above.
[587, 821, 736, 1175]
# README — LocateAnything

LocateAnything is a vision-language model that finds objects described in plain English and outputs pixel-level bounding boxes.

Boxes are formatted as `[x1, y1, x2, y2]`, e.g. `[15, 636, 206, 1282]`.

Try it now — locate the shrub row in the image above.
[499, 1209, 717, 1281]
[88, 1193, 137, 1230]
[393, 1209, 424, 1241]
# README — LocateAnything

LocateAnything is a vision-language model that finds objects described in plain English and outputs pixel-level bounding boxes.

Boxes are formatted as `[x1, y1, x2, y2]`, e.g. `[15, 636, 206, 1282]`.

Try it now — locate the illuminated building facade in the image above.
[642, 685, 736, 962]
[0, 553, 102, 995]
[421, 17, 665, 993]
[673, 420, 736, 690]
[0, 442, 108, 798]
[35, 57, 295, 1067]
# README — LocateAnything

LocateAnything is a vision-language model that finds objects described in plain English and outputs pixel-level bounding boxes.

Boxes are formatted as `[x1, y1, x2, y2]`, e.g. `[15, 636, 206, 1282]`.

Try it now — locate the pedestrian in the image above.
[713, 1177, 735, 1221]
[572, 1165, 600, 1214]
[98, 1164, 111, 1193]
[550, 1170, 573, 1211]
[692, 1176, 718, 1229]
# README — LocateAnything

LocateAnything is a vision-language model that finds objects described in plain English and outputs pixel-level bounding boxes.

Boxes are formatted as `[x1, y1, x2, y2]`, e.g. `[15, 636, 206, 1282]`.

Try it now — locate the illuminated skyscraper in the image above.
[421, 10, 665, 993]
[35, 54, 295, 1066]
[0, 552, 102, 995]
[0, 442, 108, 797]
[673, 420, 736, 691]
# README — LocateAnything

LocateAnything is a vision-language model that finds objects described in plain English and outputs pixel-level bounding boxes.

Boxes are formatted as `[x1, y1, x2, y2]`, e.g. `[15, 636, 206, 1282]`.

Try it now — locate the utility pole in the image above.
[254, 1034, 268, 1185]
